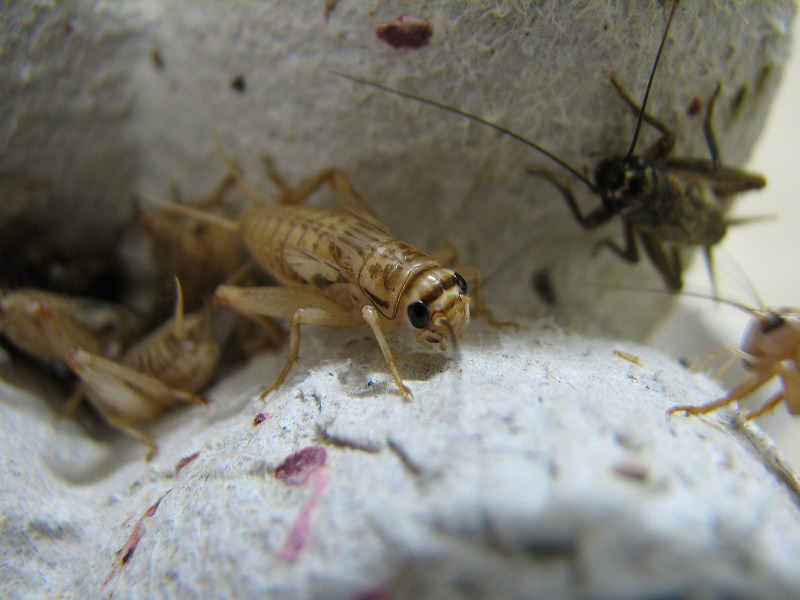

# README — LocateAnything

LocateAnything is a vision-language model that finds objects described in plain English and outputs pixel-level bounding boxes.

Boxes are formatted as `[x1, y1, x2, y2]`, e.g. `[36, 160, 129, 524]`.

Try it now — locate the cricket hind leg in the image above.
[639, 232, 683, 290]
[260, 156, 388, 229]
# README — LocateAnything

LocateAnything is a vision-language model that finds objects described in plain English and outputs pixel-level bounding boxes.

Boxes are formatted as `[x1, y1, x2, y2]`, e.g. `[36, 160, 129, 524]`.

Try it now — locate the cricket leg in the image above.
[214, 286, 365, 400]
[667, 367, 778, 418]
[528, 168, 615, 229]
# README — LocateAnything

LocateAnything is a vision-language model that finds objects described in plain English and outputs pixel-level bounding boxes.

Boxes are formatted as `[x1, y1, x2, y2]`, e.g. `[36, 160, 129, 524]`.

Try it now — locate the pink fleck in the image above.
[278, 469, 329, 562]
[686, 96, 702, 116]
[376, 15, 433, 50]
[253, 412, 271, 426]
[275, 446, 330, 563]
[174, 451, 200, 475]
[103, 490, 171, 588]
[275, 446, 327, 485]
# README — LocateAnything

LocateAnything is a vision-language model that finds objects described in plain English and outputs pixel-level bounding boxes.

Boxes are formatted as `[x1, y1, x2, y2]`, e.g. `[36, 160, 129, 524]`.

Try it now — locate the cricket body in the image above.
[0, 288, 143, 369]
[156, 144, 473, 400]
[139, 174, 246, 315]
[66, 279, 220, 459]
[334, 0, 765, 291]
[668, 301, 800, 421]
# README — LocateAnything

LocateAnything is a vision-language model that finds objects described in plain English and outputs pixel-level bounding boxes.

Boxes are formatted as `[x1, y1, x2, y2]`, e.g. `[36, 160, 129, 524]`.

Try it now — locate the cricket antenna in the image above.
[331, 71, 599, 194]
[625, 0, 680, 160]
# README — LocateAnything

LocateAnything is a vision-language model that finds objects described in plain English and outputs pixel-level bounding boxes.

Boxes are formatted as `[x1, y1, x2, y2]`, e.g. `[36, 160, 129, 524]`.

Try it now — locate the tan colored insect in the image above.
[0, 288, 143, 370]
[66, 279, 220, 459]
[140, 174, 247, 315]
[334, 0, 766, 291]
[669, 302, 800, 421]
[154, 143, 481, 400]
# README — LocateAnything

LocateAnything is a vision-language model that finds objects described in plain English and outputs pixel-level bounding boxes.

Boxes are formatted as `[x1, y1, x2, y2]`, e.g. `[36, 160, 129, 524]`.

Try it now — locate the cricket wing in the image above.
[662, 158, 766, 197]
[282, 246, 353, 290]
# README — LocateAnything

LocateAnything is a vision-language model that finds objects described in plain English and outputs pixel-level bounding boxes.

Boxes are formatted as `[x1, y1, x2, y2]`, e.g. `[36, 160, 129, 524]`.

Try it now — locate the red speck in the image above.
[174, 451, 200, 474]
[376, 15, 433, 50]
[275, 447, 327, 486]
[253, 412, 270, 426]
[687, 96, 702, 116]
[103, 490, 170, 588]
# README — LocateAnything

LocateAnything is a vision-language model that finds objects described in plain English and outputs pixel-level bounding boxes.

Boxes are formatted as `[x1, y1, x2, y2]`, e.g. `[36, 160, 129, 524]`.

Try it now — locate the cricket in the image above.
[139, 173, 246, 315]
[152, 141, 481, 400]
[668, 297, 800, 421]
[333, 0, 766, 291]
[0, 287, 143, 370]
[66, 279, 220, 459]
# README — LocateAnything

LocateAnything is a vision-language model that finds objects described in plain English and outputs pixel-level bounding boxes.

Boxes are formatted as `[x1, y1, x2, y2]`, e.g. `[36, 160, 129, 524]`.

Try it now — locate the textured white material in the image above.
[3, 318, 800, 599]
[1, 1, 799, 599]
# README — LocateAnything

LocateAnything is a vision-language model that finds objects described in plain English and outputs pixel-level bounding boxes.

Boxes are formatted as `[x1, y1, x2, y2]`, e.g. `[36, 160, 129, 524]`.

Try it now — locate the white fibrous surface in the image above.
[4, 319, 800, 599]
[1, 2, 799, 599]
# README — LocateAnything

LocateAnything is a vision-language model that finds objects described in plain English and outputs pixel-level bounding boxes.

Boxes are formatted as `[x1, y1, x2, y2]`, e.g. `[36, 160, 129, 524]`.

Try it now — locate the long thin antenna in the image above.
[568, 279, 762, 318]
[625, 0, 680, 159]
[332, 71, 598, 193]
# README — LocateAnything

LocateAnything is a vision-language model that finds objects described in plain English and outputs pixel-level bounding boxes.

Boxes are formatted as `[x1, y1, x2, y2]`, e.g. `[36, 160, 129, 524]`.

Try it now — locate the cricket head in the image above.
[594, 156, 650, 215]
[740, 308, 800, 371]
[403, 268, 470, 351]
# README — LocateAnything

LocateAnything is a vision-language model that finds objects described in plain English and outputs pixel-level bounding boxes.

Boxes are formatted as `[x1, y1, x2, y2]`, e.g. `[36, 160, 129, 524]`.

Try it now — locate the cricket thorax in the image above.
[357, 240, 441, 320]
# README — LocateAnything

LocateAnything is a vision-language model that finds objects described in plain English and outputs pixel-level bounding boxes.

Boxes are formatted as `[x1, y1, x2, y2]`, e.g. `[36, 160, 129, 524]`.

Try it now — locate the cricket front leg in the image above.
[667, 367, 778, 418]
[361, 305, 413, 400]
[214, 286, 365, 400]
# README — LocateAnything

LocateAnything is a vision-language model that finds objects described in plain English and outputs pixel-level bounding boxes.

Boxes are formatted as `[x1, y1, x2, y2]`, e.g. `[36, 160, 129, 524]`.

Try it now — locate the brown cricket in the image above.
[668, 299, 800, 421]
[333, 0, 766, 291]
[66, 279, 220, 459]
[152, 143, 485, 400]
[0, 288, 143, 369]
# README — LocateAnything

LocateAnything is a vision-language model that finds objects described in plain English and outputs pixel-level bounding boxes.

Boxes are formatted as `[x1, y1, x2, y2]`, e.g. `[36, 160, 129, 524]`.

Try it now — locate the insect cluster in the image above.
[0, 0, 794, 463]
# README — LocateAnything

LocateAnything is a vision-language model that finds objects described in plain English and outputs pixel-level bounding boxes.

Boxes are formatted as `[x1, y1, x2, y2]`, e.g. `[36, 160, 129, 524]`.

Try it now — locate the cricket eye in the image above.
[760, 312, 784, 334]
[407, 301, 430, 329]
[454, 272, 468, 294]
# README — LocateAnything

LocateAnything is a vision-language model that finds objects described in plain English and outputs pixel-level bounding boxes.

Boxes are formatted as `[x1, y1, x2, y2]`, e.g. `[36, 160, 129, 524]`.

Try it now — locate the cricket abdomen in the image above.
[626, 169, 727, 246]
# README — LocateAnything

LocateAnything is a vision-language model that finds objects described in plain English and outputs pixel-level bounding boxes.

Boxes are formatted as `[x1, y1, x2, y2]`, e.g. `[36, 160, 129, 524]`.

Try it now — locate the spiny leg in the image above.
[593, 220, 639, 263]
[102, 410, 160, 461]
[745, 389, 785, 420]
[769, 363, 800, 416]
[702, 83, 722, 169]
[214, 286, 369, 399]
[609, 76, 676, 162]
[667, 367, 778, 417]
[528, 168, 615, 229]
[361, 305, 412, 400]
[639, 232, 682, 290]
[261, 157, 386, 226]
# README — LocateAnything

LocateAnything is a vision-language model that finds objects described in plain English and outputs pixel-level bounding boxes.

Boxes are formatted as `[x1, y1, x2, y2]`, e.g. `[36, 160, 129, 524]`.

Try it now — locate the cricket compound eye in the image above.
[454, 272, 468, 294]
[407, 301, 430, 329]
